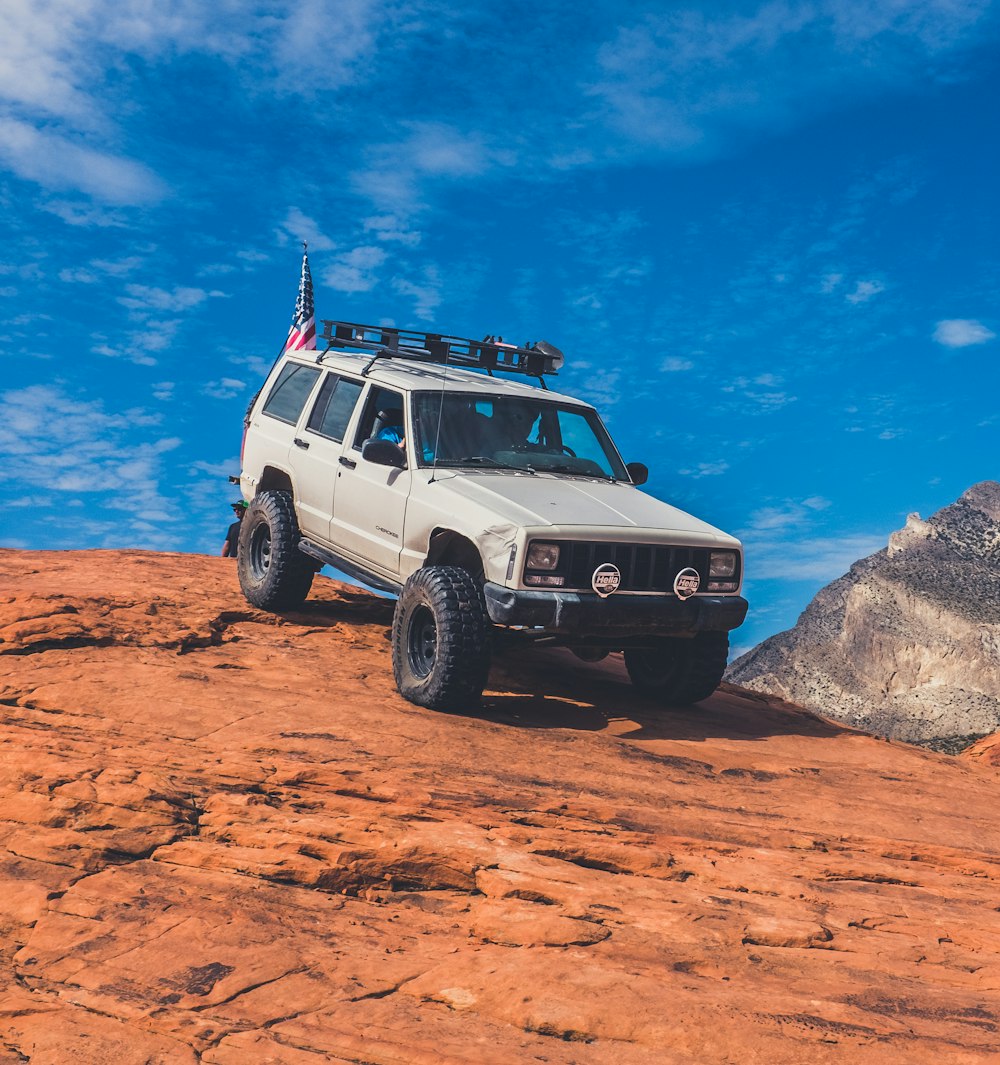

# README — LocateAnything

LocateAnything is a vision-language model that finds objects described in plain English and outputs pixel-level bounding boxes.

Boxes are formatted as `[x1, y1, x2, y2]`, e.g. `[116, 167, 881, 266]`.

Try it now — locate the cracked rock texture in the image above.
[2, 548, 1000, 1063]
[727, 481, 1000, 744]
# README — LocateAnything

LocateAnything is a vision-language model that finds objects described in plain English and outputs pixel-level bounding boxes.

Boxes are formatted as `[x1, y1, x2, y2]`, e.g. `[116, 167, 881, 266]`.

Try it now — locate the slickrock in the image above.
[727, 481, 1000, 745]
[1, 548, 1000, 1063]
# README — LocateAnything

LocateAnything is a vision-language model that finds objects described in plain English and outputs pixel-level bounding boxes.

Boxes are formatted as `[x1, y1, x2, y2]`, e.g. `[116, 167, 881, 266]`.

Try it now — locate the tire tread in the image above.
[392, 566, 491, 710]
[625, 632, 728, 705]
[237, 490, 314, 611]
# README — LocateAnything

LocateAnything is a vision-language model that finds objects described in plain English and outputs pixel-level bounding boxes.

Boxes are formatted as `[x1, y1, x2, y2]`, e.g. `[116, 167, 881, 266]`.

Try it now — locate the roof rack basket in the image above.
[319, 320, 564, 379]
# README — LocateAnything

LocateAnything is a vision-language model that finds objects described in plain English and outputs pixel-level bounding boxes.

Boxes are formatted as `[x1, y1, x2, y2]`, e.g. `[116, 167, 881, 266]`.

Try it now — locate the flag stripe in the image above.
[284, 249, 316, 352]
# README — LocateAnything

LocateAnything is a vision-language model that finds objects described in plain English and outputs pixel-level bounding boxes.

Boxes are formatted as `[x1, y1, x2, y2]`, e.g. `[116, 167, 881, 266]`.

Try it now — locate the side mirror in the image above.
[362, 438, 407, 469]
[626, 461, 648, 486]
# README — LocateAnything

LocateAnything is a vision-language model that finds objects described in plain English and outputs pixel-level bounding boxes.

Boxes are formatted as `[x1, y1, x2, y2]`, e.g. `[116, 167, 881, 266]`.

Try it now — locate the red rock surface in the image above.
[964, 733, 1000, 768]
[2, 548, 1000, 1063]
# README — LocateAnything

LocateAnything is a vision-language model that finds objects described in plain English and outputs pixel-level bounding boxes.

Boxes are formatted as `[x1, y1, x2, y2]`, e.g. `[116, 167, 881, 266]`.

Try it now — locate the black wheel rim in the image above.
[249, 521, 271, 579]
[407, 605, 437, 679]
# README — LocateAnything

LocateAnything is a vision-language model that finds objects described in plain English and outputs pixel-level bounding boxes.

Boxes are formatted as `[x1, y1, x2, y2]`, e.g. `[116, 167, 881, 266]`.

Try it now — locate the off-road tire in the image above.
[392, 566, 492, 711]
[237, 490, 314, 611]
[624, 632, 729, 705]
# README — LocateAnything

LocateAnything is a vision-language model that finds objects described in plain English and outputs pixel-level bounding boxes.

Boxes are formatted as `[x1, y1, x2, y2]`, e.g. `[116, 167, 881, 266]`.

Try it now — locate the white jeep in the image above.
[236, 322, 747, 710]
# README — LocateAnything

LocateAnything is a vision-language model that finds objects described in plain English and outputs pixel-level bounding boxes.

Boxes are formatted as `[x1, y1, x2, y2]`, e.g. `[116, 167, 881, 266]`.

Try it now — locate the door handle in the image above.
[339, 456, 357, 469]
[293, 437, 310, 450]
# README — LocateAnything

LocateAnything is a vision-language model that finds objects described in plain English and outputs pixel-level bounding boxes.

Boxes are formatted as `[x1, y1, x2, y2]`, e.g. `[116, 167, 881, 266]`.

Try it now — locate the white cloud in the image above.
[143, 320, 184, 352]
[401, 123, 490, 178]
[322, 246, 387, 294]
[3, 0, 993, 224]
[661, 357, 694, 371]
[747, 532, 888, 581]
[932, 318, 996, 348]
[201, 378, 248, 401]
[91, 341, 157, 367]
[189, 457, 240, 477]
[60, 257, 143, 284]
[118, 284, 217, 314]
[802, 495, 831, 511]
[845, 278, 885, 304]
[0, 384, 182, 538]
[742, 496, 833, 536]
[0, 117, 165, 205]
[279, 208, 335, 252]
[745, 504, 807, 533]
[59, 268, 99, 284]
[363, 214, 422, 247]
[393, 266, 442, 321]
[588, 2, 992, 162]
[92, 316, 185, 364]
[722, 375, 797, 412]
[678, 460, 729, 478]
[91, 256, 144, 276]
[40, 200, 128, 227]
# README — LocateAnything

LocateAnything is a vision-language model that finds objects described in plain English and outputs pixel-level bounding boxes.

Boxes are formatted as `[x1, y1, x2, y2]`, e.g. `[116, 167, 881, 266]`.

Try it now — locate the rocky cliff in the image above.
[2, 549, 1000, 1063]
[728, 481, 1000, 745]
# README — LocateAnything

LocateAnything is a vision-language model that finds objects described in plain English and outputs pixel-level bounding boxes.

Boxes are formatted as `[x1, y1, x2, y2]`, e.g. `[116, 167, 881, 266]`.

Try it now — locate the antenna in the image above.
[428, 351, 449, 485]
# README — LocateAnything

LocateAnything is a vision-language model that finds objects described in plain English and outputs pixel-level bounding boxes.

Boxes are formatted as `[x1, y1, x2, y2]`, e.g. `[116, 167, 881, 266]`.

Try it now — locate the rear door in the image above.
[288, 371, 365, 541]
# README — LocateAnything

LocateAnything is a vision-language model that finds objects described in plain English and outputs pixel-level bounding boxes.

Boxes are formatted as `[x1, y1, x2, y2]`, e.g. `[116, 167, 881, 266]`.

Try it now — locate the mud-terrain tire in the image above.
[624, 632, 729, 705]
[392, 566, 492, 711]
[238, 490, 314, 611]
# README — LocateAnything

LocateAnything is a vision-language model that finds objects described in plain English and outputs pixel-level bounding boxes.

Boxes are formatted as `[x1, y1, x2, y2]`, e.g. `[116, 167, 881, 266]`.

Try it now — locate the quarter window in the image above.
[262, 362, 321, 425]
[307, 374, 364, 441]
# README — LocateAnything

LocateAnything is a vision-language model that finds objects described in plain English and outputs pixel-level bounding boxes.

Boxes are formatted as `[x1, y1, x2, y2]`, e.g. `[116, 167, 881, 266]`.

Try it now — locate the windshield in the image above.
[411, 392, 629, 480]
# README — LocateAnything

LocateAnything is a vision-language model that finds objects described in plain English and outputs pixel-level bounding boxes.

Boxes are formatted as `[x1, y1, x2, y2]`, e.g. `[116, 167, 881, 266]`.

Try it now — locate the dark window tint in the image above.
[262, 362, 321, 425]
[307, 374, 364, 441]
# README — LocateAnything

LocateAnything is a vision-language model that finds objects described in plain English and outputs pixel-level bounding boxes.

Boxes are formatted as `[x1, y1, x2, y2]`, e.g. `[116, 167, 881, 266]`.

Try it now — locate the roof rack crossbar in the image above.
[320, 320, 563, 377]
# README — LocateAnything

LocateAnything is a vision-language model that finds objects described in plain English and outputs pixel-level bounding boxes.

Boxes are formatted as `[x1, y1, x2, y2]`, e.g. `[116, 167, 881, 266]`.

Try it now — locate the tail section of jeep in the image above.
[237, 322, 748, 711]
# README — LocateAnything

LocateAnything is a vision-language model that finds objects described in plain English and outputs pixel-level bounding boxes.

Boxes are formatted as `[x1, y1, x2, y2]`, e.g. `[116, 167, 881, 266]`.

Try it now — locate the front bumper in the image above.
[483, 582, 748, 639]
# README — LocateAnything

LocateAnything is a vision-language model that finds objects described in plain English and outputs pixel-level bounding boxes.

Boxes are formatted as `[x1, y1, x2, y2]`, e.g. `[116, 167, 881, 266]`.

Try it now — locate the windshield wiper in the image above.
[447, 455, 537, 474]
[540, 463, 612, 480]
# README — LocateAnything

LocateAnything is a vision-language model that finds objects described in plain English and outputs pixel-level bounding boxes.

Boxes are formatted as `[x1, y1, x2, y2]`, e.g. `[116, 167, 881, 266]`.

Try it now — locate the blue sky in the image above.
[1, 0, 997, 654]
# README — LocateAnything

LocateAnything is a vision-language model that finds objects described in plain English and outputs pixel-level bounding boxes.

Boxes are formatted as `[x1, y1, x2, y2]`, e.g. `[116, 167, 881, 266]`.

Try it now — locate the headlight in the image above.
[709, 551, 737, 578]
[526, 542, 560, 570]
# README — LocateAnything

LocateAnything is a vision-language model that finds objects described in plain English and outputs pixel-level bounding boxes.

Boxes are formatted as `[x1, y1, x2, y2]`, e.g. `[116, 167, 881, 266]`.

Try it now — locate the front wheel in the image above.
[237, 490, 314, 611]
[624, 632, 729, 705]
[392, 567, 491, 711]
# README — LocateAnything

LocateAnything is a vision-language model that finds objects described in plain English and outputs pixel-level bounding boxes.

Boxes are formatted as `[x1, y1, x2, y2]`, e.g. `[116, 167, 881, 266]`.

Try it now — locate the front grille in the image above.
[538, 541, 721, 593]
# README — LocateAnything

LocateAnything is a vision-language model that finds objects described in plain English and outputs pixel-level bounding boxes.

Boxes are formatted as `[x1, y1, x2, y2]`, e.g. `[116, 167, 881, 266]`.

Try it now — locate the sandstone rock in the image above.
[728, 481, 1000, 743]
[1, 549, 1000, 1062]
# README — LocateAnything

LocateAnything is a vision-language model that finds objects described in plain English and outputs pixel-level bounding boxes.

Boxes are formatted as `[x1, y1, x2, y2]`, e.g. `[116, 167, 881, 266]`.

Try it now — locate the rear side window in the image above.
[307, 374, 364, 441]
[262, 362, 321, 425]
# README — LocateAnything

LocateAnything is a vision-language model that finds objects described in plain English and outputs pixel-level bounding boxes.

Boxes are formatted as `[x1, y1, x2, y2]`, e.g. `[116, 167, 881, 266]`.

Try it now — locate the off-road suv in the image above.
[236, 321, 747, 710]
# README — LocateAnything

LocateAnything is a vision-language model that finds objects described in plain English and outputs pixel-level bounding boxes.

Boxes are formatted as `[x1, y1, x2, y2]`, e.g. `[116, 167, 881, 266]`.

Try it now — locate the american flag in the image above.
[284, 245, 316, 351]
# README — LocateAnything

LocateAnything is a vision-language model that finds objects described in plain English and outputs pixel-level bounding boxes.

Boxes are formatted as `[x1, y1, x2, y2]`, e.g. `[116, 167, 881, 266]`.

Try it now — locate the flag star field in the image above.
[0, 1, 997, 654]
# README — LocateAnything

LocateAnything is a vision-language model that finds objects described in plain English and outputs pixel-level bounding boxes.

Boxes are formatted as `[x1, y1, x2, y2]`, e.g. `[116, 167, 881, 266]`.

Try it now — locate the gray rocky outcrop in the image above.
[726, 481, 1000, 744]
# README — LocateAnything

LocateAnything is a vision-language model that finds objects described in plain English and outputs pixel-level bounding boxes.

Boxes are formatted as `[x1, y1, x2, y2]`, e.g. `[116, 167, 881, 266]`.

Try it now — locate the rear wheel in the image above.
[624, 632, 729, 704]
[237, 490, 314, 610]
[392, 566, 491, 710]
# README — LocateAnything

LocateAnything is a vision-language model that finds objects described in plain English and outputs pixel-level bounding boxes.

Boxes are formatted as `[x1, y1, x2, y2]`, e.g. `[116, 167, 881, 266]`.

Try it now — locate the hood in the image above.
[427, 470, 739, 544]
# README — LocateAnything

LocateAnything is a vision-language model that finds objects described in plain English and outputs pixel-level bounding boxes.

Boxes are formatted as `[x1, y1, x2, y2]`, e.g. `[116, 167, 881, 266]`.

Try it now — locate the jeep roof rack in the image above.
[319, 320, 564, 382]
